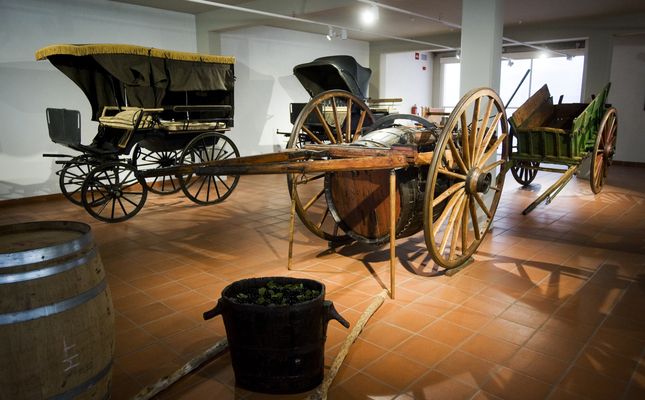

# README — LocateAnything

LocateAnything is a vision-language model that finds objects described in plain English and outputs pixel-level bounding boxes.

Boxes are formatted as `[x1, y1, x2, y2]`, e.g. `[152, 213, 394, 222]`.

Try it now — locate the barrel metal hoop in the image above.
[0, 222, 93, 268]
[0, 279, 107, 325]
[0, 247, 98, 284]
[49, 360, 112, 400]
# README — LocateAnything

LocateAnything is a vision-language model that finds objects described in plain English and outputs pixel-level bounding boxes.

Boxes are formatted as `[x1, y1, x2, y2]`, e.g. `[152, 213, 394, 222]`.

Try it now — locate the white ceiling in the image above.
[112, 0, 645, 44]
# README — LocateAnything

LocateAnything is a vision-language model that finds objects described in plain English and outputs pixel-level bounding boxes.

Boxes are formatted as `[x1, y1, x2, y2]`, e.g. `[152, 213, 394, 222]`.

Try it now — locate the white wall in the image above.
[0, 0, 196, 199]
[219, 26, 369, 156]
[608, 35, 645, 163]
[380, 51, 432, 115]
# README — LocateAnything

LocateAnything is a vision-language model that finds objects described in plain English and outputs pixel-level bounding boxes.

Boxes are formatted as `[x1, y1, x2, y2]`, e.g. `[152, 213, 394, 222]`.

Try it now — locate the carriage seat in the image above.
[98, 107, 160, 130]
[157, 120, 227, 132]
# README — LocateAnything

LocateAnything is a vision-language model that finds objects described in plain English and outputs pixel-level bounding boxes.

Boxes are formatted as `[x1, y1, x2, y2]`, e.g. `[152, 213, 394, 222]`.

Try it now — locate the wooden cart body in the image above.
[508, 83, 617, 213]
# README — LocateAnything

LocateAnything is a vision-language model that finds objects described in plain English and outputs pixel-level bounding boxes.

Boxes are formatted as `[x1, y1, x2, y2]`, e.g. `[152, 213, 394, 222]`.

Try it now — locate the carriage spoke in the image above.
[461, 112, 471, 167]
[303, 188, 325, 211]
[468, 195, 481, 240]
[469, 98, 480, 166]
[481, 159, 505, 173]
[439, 193, 466, 256]
[314, 105, 336, 143]
[297, 173, 325, 185]
[433, 190, 465, 237]
[215, 175, 231, 191]
[432, 182, 465, 207]
[317, 207, 330, 229]
[475, 112, 503, 166]
[116, 196, 128, 216]
[353, 110, 367, 142]
[438, 168, 467, 180]
[301, 126, 325, 145]
[331, 97, 342, 143]
[461, 196, 470, 255]
[475, 98, 494, 156]
[447, 136, 469, 173]
[345, 98, 352, 143]
[477, 132, 507, 169]
[194, 177, 208, 199]
[472, 192, 492, 218]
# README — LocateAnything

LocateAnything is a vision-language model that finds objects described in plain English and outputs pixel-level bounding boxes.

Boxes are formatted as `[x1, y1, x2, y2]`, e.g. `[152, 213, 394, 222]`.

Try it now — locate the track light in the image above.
[340, 28, 347, 40]
[326, 26, 333, 40]
[566, 54, 574, 61]
[507, 59, 514, 67]
[455, 50, 461, 60]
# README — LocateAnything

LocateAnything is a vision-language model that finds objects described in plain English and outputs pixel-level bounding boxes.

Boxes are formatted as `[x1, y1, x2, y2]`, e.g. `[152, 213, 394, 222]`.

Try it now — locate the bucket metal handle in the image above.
[324, 300, 350, 329]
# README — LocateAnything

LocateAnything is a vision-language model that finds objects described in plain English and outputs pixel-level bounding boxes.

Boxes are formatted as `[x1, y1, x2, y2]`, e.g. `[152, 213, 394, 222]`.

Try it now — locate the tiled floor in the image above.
[2, 165, 644, 399]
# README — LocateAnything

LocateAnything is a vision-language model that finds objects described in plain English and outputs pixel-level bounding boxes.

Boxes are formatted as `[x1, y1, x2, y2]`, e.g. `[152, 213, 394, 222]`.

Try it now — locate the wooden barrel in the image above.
[327, 126, 426, 244]
[0, 221, 114, 400]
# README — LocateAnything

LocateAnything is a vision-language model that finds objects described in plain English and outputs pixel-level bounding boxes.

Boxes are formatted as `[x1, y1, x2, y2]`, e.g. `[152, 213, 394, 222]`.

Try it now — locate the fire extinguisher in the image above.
[411, 104, 418, 115]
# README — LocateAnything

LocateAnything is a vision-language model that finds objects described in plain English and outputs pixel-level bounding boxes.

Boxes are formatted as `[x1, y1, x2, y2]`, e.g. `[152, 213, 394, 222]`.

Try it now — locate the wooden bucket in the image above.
[0, 221, 114, 399]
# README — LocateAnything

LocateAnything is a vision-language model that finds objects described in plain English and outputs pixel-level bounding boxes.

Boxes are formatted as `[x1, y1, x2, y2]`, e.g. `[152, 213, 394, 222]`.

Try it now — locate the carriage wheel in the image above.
[178, 132, 240, 205]
[425, 87, 509, 269]
[59, 156, 95, 206]
[81, 162, 147, 223]
[286, 90, 375, 242]
[132, 144, 182, 195]
[590, 107, 617, 194]
[511, 160, 539, 186]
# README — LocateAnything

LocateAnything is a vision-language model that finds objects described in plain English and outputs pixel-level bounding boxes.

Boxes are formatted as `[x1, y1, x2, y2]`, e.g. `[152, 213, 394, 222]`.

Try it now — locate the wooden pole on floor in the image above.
[132, 338, 229, 400]
[389, 169, 396, 299]
[287, 175, 298, 270]
[310, 289, 388, 400]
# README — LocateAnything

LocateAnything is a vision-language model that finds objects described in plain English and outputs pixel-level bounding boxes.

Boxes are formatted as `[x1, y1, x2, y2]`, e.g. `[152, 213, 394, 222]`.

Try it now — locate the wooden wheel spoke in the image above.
[481, 159, 505, 174]
[296, 173, 325, 185]
[302, 187, 325, 211]
[353, 110, 367, 142]
[331, 97, 342, 143]
[301, 126, 325, 145]
[460, 111, 471, 167]
[432, 190, 465, 237]
[469, 97, 481, 165]
[475, 111, 503, 165]
[447, 136, 469, 173]
[461, 196, 470, 255]
[472, 192, 492, 218]
[345, 98, 352, 143]
[468, 195, 481, 240]
[477, 132, 507, 169]
[317, 207, 330, 229]
[432, 181, 465, 207]
[438, 168, 467, 180]
[314, 106, 336, 143]
[439, 192, 466, 256]
[475, 98, 495, 155]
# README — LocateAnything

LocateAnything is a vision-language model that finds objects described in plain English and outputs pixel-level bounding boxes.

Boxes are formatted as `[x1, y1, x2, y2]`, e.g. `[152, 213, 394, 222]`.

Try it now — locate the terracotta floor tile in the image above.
[480, 318, 536, 346]
[363, 352, 428, 391]
[460, 334, 520, 364]
[360, 321, 413, 350]
[504, 347, 568, 384]
[418, 319, 475, 348]
[340, 338, 388, 371]
[143, 281, 192, 300]
[442, 306, 495, 331]
[403, 370, 478, 400]
[328, 371, 397, 400]
[115, 327, 156, 358]
[142, 312, 199, 339]
[393, 335, 453, 368]
[524, 330, 586, 363]
[574, 345, 639, 382]
[161, 290, 212, 312]
[461, 293, 511, 317]
[498, 303, 551, 329]
[120, 302, 175, 325]
[558, 366, 629, 400]
[435, 350, 499, 388]
[482, 366, 552, 400]
[382, 306, 436, 333]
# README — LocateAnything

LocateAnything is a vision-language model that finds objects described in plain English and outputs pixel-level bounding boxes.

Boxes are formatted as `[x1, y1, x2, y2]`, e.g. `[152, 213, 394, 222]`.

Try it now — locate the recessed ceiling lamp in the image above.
[360, 4, 379, 26]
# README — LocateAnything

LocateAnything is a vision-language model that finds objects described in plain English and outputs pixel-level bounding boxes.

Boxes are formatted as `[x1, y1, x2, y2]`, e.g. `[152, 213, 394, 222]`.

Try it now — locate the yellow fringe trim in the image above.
[35, 43, 235, 64]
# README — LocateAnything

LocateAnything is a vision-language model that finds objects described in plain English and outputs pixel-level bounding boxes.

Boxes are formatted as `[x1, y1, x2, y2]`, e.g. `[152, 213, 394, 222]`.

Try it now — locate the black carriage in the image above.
[37, 44, 240, 222]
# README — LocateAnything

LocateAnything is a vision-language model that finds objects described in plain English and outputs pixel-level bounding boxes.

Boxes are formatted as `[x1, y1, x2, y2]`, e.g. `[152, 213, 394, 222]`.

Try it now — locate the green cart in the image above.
[508, 83, 617, 214]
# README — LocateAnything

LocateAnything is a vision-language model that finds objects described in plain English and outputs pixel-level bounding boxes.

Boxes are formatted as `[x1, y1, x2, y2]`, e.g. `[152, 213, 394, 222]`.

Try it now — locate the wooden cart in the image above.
[508, 83, 617, 214]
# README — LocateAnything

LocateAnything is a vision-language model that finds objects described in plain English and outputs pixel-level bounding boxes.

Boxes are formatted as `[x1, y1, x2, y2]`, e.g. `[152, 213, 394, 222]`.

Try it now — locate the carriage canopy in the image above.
[36, 44, 235, 121]
[293, 55, 371, 99]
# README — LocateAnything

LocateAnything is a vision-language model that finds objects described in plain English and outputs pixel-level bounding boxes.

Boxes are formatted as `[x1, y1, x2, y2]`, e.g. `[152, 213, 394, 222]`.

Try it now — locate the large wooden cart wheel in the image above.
[59, 155, 96, 206]
[178, 132, 241, 205]
[511, 160, 539, 186]
[425, 87, 509, 269]
[132, 144, 182, 195]
[81, 162, 148, 223]
[286, 90, 375, 242]
[590, 107, 617, 194]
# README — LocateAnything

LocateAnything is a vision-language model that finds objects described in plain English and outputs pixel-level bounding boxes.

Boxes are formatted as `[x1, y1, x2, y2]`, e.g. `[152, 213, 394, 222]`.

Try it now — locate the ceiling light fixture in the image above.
[182, 0, 453, 50]
[360, 4, 379, 26]
[455, 50, 461, 60]
[326, 26, 334, 40]
[340, 28, 348, 40]
[507, 59, 514, 67]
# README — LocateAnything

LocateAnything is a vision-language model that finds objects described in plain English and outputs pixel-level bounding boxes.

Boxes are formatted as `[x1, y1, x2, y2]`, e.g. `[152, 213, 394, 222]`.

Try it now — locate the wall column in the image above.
[459, 0, 503, 93]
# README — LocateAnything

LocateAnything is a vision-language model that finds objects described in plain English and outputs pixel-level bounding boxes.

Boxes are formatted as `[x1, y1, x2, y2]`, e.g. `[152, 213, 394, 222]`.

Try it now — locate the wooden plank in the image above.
[510, 84, 551, 128]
